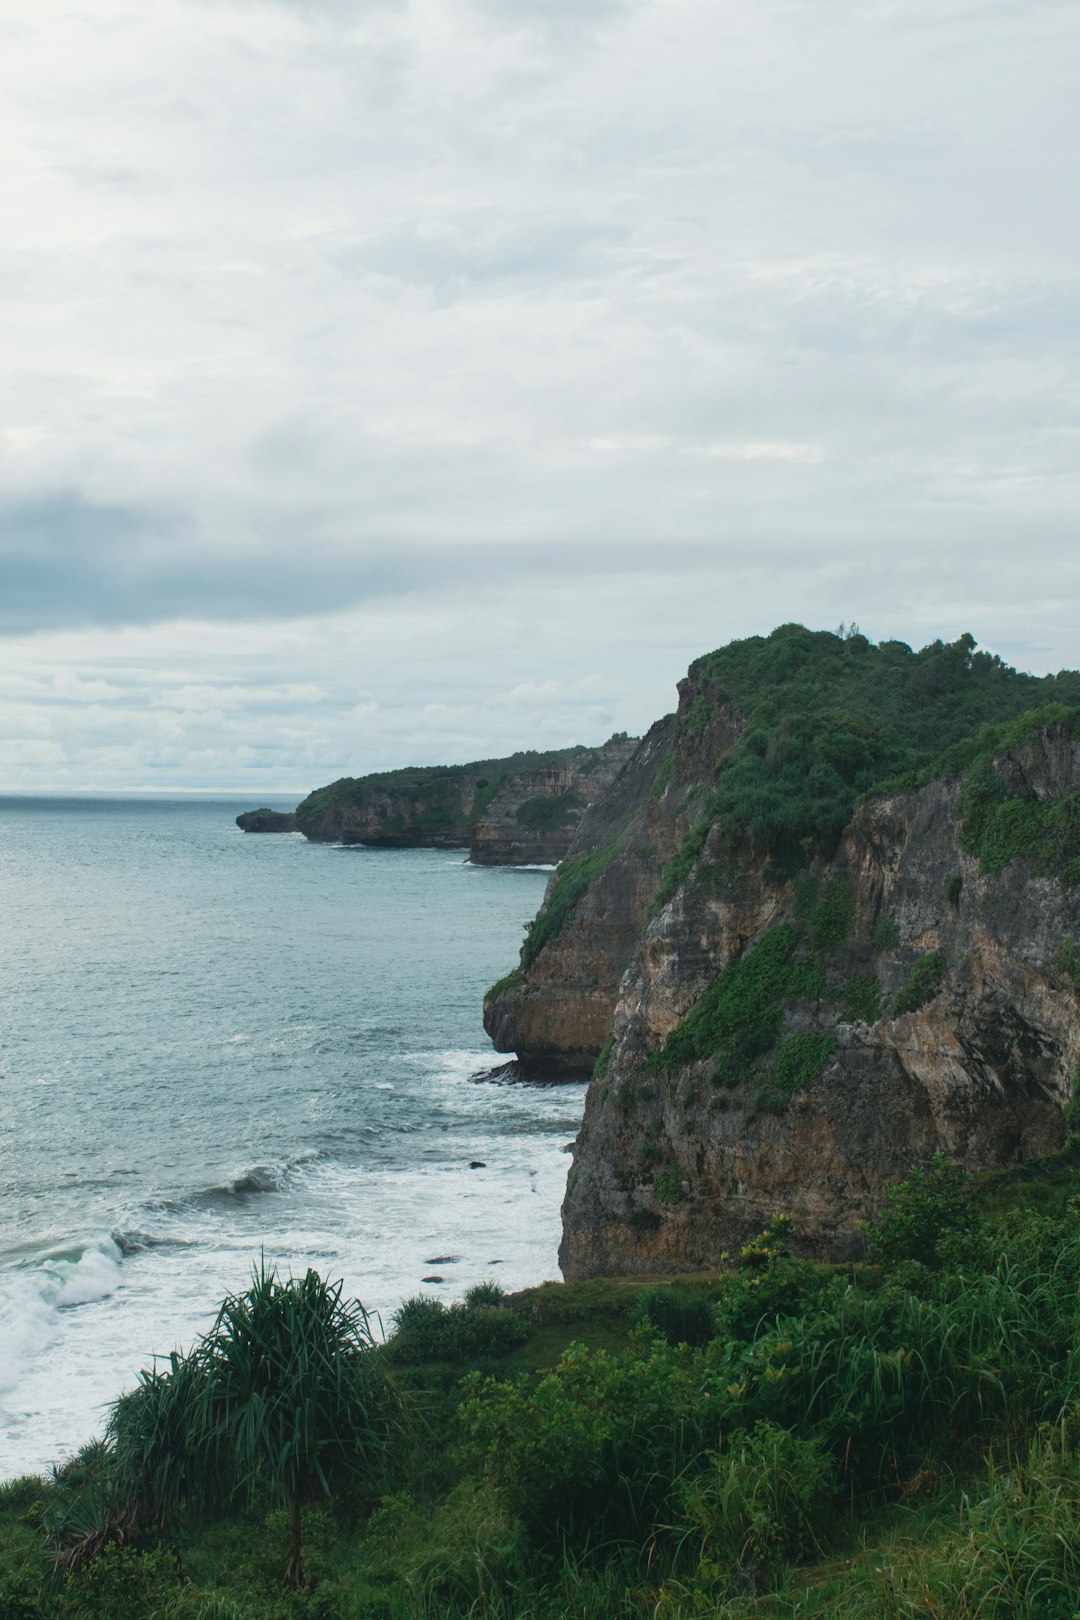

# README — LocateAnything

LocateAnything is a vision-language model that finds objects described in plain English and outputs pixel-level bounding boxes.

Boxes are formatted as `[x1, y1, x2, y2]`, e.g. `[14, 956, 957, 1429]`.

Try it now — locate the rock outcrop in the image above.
[236, 808, 297, 832]
[483, 628, 1080, 1274]
[289, 737, 638, 862]
[470, 736, 638, 866]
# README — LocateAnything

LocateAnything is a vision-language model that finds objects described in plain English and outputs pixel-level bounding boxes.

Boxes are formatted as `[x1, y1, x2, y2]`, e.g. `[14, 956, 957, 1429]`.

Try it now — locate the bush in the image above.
[862, 1155, 984, 1269]
[755, 1033, 836, 1111]
[678, 1422, 834, 1590]
[633, 1287, 716, 1348]
[389, 1296, 527, 1363]
[660, 926, 799, 1081]
[891, 952, 947, 1016]
[836, 971, 881, 1024]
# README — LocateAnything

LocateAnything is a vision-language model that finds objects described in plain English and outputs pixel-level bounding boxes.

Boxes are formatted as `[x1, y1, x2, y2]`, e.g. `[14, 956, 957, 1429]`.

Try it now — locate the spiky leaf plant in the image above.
[196, 1262, 398, 1586]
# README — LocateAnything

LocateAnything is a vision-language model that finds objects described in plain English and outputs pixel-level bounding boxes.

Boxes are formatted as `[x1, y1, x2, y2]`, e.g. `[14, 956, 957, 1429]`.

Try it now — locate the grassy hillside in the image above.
[4, 1148, 1080, 1618]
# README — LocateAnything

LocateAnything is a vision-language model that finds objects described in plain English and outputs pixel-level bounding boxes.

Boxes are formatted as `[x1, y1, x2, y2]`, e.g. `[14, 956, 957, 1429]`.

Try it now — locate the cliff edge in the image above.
[290, 736, 636, 863]
[483, 625, 1080, 1270]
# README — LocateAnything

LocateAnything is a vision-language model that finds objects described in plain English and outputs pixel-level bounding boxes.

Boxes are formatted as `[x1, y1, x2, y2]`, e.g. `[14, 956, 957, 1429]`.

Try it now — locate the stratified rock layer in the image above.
[484, 659, 1080, 1274]
[290, 737, 637, 863]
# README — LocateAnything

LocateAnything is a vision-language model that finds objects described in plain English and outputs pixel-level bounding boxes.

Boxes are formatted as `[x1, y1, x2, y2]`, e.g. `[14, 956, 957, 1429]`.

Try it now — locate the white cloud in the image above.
[0, 0, 1078, 787]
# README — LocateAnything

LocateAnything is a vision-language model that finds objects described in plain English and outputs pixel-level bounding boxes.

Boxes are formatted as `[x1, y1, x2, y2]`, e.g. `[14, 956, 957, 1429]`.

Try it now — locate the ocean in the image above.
[0, 796, 583, 1480]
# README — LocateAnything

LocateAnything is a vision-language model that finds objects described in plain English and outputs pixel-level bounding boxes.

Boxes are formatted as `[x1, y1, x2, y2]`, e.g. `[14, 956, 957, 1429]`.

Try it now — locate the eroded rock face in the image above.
[236, 809, 298, 832]
[483, 671, 1080, 1274]
[470, 737, 638, 866]
[560, 751, 1080, 1276]
[290, 737, 639, 861]
[483, 684, 745, 1073]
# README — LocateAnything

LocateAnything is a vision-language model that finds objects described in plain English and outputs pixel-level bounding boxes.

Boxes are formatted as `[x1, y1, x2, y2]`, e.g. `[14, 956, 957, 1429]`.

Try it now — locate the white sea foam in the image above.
[0, 811, 569, 1479]
[0, 1236, 124, 1398]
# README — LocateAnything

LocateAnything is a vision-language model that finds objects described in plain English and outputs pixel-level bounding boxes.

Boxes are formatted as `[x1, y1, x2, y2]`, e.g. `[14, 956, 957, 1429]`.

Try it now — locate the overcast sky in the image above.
[2, 0, 1078, 792]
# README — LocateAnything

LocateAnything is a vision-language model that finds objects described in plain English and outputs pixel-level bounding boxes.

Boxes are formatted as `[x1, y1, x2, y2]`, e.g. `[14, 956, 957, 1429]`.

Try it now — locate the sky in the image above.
[2, 0, 1079, 794]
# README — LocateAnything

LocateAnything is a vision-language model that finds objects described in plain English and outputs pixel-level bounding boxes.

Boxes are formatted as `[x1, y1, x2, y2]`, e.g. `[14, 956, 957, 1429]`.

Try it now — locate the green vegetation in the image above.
[891, 952, 947, 1017]
[9, 1154, 1080, 1618]
[658, 925, 798, 1082]
[1058, 939, 1080, 989]
[651, 752, 676, 798]
[296, 746, 595, 838]
[871, 910, 901, 951]
[655, 883, 861, 1099]
[467, 776, 505, 825]
[755, 1033, 837, 1112]
[632, 1285, 716, 1347]
[593, 1026, 615, 1080]
[671, 626, 1080, 874]
[652, 1169, 686, 1205]
[518, 833, 624, 973]
[388, 1295, 527, 1364]
[836, 972, 881, 1025]
[960, 759, 1080, 883]
[514, 791, 585, 835]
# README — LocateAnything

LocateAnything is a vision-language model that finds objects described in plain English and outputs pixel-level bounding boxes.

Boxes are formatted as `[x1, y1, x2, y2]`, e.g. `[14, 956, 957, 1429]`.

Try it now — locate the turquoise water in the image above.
[0, 798, 581, 1478]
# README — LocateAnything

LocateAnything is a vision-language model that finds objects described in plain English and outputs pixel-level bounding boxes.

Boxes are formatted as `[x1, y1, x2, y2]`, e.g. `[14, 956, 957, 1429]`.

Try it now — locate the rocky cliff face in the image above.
[236, 809, 297, 832]
[470, 736, 638, 866]
[484, 658, 1080, 1275]
[288, 738, 637, 860]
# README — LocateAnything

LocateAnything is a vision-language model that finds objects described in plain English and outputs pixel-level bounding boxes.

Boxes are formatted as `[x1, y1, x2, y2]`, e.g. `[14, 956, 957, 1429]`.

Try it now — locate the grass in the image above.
[8, 1155, 1080, 1618]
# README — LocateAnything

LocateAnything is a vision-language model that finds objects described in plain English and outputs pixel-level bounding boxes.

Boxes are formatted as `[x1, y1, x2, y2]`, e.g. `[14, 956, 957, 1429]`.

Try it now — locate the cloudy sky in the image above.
[2, 0, 1078, 792]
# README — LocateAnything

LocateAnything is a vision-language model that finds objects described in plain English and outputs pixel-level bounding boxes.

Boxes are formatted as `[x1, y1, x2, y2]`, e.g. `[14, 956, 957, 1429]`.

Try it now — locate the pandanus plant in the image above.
[103, 1261, 399, 1587]
[198, 1262, 397, 1586]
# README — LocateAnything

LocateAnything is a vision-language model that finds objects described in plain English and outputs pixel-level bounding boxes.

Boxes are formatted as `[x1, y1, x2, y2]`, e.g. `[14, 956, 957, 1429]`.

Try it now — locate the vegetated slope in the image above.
[291, 735, 636, 860]
[9, 1154, 1080, 1620]
[483, 624, 1080, 1268]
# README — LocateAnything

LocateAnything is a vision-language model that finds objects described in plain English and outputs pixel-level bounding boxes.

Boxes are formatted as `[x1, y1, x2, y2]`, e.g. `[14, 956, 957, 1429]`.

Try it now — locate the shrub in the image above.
[891, 952, 947, 1016]
[862, 1155, 984, 1269]
[652, 1169, 686, 1205]
[836, 972, 881, 1024]
[519, 834, 624, 971]
[633, 1286, 716, 1348]
[804, 878, 855, 957]
[593, 1027, 615, 1080]
[660, 926, 799, 1081]
[871, 911, 901, 951]
[960, 764, 1080, 882]
[1057, 939, 1080, 989]
[678, 1422, 834, 1589]
[389, 1296, 527, 1364]
[463, 1281, 507, 1309]
[755, 1033, 836, 1111]
[460, 1338, 703, 1544]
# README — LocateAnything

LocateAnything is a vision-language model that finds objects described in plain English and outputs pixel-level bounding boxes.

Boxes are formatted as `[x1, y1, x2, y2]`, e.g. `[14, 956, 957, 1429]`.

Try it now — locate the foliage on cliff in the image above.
[7, 1153, 1080, 1619]
[680, 624, 1080, 871]
[491, 625, 1080, 1001]
[295, 746, 594, 838]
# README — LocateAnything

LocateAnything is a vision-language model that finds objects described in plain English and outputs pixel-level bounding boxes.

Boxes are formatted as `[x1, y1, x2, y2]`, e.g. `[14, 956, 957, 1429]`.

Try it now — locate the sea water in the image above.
[0, 797, 583, 1479]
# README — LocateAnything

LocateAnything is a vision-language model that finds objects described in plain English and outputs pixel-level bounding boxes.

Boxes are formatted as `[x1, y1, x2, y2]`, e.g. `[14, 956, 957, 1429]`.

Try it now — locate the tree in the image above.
[197, 1262, 398, 1586]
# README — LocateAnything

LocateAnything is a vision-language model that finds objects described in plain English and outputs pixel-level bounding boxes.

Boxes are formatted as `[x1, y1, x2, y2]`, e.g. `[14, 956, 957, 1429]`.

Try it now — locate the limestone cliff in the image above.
[483, 627, 1080, 1273]
[286, 737, 638, 861]
[236, 808, 297, 833]
[470, 736, 638, 866]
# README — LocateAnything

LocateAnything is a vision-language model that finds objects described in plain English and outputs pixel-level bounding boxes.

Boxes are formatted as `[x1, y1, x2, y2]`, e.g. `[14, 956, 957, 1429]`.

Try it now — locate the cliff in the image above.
[236, 808, 297, 832]
[483, 626, 1080, 1272]
[291, 737, 637, 862]
[470, 735, 637, 865]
